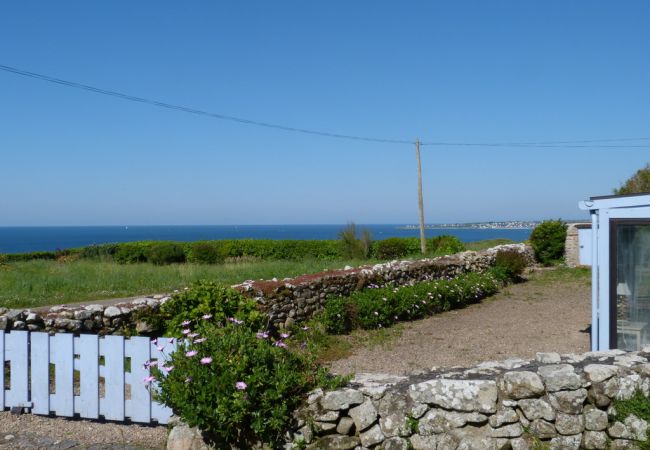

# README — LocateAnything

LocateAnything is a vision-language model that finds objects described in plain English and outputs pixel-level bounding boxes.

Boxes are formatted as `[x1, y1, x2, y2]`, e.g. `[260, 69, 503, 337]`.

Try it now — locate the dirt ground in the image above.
[1, 267, 591, 448]
[327, 267, 592, 375]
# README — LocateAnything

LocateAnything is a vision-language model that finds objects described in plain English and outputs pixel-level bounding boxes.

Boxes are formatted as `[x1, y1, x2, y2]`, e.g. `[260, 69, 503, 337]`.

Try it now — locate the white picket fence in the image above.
[0, 331, 175, 424]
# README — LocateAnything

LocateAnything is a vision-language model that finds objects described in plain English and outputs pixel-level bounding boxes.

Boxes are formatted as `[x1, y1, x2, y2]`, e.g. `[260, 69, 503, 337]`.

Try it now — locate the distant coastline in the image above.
[398, 219, 587, 231]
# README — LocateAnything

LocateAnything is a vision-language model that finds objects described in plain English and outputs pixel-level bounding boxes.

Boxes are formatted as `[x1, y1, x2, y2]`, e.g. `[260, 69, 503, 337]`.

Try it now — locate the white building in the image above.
[580, 192, 650, 351]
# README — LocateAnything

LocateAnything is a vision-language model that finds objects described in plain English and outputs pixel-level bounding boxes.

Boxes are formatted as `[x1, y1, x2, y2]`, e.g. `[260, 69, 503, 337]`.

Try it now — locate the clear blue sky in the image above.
[1, 1, 649, 226]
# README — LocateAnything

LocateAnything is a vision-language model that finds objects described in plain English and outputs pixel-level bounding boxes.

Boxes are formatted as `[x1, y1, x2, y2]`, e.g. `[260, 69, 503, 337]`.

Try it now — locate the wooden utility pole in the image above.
[415, 138, 427, 254]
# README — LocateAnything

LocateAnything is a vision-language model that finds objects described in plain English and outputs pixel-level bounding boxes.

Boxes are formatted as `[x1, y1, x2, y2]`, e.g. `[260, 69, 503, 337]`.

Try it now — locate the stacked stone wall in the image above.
[565, 224, 591, 268]
[280, 349, 650, 449]
[0, 244, 533, 335]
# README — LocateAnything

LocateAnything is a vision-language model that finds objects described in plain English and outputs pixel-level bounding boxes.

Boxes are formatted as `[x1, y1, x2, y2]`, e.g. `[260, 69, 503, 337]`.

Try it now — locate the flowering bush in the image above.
[320, 271, 500, 334]
[155, 281, 265, 336]
[152, 321, 341, 447]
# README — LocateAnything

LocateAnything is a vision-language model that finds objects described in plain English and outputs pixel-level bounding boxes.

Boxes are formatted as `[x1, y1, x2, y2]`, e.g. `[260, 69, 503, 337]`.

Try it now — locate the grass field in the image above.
[0, 258, 374, 309]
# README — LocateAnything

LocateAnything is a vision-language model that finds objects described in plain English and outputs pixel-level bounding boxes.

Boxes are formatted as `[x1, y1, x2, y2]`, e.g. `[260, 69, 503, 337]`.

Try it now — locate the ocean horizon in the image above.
[0, 225, 532, 254]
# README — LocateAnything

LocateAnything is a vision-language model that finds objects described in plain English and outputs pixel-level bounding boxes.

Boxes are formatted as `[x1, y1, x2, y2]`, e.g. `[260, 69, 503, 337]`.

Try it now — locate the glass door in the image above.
[611, 220, 650, 350]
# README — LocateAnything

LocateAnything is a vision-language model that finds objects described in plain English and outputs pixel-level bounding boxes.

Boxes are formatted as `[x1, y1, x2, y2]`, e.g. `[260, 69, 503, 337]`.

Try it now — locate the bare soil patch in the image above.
[326, 267, 592, 375]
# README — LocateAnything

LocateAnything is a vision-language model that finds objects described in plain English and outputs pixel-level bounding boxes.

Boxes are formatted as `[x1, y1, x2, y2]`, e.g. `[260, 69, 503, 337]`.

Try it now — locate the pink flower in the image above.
[274, 341, 288, 349]
[256, 332, 269, 339]
[151, 338, 158, 345]
[301, 326, 309, 331]
[200, 357, 213, 365]
[143, 375, 155, 383]
[185, 350, 198, 357]
[235, 381, 247, 390]
[202, 314, 213, 320]
[280, 333, 289, 339]
[164, 366, 174, 373]
[228, 317, 244, 325]
[188, 333, 199, 338]
[157, 345, 165, 352]
[194, 338, 206, 344]
[181, 320, 191, 326]
[181, 329, 191, 335]
[148, 360, 159, 367]
[184, 377, 192, 384]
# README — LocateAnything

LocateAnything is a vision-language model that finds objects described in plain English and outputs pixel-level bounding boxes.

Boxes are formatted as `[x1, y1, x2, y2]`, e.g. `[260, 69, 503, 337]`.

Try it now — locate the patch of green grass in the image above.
[613, 391, 650, 449]
[530, 266, 591, 285]
[464, 239, 516, 252]
[0, 258, 374, 309]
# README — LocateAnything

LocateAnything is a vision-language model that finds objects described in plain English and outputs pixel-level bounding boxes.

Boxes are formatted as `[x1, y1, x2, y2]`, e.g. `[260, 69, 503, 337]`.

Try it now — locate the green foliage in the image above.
[114, 242, 149, 264]
[338, 223, 372, 259]
[153, 322, 345, 447]
[614, 163, 650, 195]
[186, 242, 225, 264]
[464, 239, 515, 252]
[374, 238, 409, 260]
[494, 249, 528, 279]
[146, 242, 186, 265]
[429, 235, 466, 255]
[320, 271, 501, 334]
[529, 220, 567, 265]
[155, 281, 265, 336]
[613, 391, 650, 423]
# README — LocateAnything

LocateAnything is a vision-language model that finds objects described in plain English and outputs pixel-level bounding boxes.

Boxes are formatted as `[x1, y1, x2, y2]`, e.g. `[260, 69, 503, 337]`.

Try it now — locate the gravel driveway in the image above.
[327, 267, 592, 375]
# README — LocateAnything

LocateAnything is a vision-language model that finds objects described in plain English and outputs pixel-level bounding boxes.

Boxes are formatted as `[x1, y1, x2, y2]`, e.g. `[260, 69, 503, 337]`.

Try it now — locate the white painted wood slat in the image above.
[76, 334, 99, 419]
[150, 337, 176, 424]
[51, 333, 74, 417]
[100, 335, 125, 421]
[30, 332, 50, 415]
[0, 331, 4, 409]
[5, 331, 29, 407]
[125, 336, 151, 423]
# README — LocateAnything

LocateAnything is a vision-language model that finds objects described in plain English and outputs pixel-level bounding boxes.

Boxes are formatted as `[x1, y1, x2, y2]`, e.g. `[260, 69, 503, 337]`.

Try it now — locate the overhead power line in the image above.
[2, 63, 650, 149]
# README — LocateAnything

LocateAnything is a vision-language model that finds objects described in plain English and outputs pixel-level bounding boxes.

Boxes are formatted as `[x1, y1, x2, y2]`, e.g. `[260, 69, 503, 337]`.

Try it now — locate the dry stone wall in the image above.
[0, 244, 533, 335]
[282, 349, 650, 450]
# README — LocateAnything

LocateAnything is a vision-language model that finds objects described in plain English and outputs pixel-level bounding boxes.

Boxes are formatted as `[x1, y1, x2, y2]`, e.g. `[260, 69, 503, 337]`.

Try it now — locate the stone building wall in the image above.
[565, 223, 591, 268]
[0, 244, 533, 335]
[280, 349, 650, 449]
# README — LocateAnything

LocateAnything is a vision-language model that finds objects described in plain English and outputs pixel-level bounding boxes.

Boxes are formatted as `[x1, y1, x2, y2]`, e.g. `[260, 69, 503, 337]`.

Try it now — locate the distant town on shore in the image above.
[398, 219, 586, 230]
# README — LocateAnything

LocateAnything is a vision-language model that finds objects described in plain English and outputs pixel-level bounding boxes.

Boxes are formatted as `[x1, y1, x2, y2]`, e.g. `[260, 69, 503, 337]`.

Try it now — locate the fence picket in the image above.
[30, 332, 50, 415]
[150, 337, 176, 424]
[100, 335, 125, 421]
[51, 333, 74, 417]
[75, 334, 99, 419]
[125, 336, 151, 423]
[2, 331, 172, 424]
[5, 331, 29, 408]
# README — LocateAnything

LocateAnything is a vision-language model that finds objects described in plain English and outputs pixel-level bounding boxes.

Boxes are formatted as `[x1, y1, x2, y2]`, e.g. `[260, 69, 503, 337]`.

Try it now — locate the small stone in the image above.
[537, 364, 582, 392]
[360, 424, 385, 447]
[409, 434, 438, 450]
[135, 321, 154, 333]
[555, 413, 584, 435]
[511, 436, 535, 450]
[582, 431, 608, 449]
[498, 371, 545, 399]
[349, 399, 378, 431]
[336, 417, 355, 435]
[313, 421, 337, 433]
[529, 419, 557, 439]
[382, 437, 409, 450]
[490, 422, 523, 438]
[73, 310, 92, 320]
[583, 364, 619, 383]
[548, 389, 588, 414]
[624, 414, 648, 441]
[488, 407, 519, 427]
[320, 389, 364, 410]
[4, 435, 14, 441]
[536, 352, 562, 364]
[588, 382, 612, 408]
[307, 435, 359, 450]
[313, 410, 339, 422]
[584, 405, 608, 431]
[103, 306, 122, 318]
[608, 421, 632, 439]
[549, 434, 581, 450]
[518, 398, 556, 421]
[609, 439, 640, 449]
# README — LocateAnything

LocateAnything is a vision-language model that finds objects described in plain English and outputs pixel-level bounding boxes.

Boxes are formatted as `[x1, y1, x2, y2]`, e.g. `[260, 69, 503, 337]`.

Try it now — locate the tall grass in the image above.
[0, 259, 371, 309]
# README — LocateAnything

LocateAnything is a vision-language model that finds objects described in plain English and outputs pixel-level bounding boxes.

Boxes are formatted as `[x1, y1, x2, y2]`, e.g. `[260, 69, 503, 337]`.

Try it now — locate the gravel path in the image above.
[327, 268, 592, 375]
[0, 413, 166, 449]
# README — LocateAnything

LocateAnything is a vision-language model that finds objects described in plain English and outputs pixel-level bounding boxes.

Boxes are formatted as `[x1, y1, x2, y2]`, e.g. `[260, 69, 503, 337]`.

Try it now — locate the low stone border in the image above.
[0, 244, 533, 335]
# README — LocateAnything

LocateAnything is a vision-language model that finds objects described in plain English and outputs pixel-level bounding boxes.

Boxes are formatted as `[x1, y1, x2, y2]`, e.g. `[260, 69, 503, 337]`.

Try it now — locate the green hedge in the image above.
[0, 235, 468, 264]
[319, 270, 501, 334]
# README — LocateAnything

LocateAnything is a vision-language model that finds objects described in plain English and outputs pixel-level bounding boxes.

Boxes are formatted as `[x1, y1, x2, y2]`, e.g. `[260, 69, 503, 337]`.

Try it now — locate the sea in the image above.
[0, 225, 532, 254]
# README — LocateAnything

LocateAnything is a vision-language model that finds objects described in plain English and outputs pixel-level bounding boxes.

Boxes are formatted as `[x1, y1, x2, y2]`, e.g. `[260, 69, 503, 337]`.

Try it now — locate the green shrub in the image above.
[78, 243, 119, 260]
[429, 235, 466, 255]
[187, 242, 224, 264]
[338, 223, 372, 259]
[494, 249, 528, 279]
[319, 297, 355, 334]
[321, 271, 500, 333]
[146, 242, 186, 265]
[114, 242, 148, 264]
[153, 322, 341, 447]
[374, 238, 409, 260]
[529, 220, 567, 265]
[155, 281, 265, 336]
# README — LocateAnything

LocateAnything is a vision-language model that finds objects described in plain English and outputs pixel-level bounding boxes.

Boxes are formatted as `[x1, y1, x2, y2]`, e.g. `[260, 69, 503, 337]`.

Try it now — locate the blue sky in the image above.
[1, 1, 649, 226]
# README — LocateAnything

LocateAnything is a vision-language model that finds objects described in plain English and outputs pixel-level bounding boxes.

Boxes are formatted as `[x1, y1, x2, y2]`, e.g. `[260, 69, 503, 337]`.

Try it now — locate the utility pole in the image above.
[415, 138, 427, 254]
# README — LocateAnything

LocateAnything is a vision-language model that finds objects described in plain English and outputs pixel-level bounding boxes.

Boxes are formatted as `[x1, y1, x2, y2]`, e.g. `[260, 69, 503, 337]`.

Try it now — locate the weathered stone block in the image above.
[409, 379, 497, 413]
[498, 371, 545, 399]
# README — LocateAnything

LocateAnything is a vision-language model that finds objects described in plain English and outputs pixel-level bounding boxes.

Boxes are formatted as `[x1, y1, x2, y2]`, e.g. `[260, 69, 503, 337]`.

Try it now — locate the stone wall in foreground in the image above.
[0, 244, 533, 335]
[283, 349, 650, 450]
[234, 243, 534, 329]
